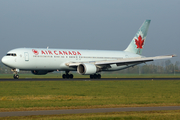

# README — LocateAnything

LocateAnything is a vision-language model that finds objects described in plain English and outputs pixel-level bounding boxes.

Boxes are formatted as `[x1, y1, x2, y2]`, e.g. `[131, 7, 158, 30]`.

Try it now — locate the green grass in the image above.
[1, 73, 180, 79]
[0, 80, 180, 112]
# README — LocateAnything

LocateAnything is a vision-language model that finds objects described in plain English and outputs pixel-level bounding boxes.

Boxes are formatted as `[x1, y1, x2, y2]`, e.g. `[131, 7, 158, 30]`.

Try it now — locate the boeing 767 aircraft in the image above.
[1, 20, 175, 79]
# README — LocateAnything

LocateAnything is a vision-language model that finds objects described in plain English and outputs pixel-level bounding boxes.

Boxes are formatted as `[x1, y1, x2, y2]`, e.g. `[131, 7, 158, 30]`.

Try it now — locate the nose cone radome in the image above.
[1, 56, 5, 64]
[1, 56, 16, 68]
[1, 56, 8, 65]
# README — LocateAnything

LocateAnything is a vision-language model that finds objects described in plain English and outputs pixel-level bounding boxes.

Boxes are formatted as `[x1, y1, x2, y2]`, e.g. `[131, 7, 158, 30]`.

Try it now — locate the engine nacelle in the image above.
[31, 70, 52, 75]
[77, 63, 98, 75]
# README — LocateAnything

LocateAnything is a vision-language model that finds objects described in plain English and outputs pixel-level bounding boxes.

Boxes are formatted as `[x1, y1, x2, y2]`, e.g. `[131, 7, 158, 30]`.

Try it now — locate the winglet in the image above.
[172, 54, 177, 57]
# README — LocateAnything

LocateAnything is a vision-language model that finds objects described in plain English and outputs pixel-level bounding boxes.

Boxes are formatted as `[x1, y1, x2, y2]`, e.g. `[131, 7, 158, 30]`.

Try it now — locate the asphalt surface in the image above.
[0, 106, 180, 117]
[1, 78, 180, 81]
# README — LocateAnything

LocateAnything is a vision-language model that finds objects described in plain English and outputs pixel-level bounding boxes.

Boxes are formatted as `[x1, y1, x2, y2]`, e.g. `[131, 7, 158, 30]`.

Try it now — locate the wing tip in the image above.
[172, 54, 177, 57]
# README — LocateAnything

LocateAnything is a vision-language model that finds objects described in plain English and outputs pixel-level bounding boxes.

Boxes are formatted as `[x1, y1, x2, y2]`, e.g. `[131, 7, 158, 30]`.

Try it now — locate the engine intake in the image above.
[77, 63, 98, 75]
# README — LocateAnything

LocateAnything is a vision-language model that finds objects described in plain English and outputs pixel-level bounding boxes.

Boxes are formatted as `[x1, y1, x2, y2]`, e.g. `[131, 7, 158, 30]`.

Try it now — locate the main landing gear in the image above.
[62, 71, 73, 79]
[12, 69, 19, 79]
[90, 74, 101, 79]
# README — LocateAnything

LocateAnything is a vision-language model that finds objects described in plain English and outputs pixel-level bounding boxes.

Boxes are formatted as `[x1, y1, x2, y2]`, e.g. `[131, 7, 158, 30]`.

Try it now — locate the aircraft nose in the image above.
[1, 56, 8, 65]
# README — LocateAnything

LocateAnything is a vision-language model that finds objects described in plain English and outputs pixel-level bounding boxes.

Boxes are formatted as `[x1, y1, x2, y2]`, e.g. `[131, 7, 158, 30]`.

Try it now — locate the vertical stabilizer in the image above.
[124, 20, 151, 55]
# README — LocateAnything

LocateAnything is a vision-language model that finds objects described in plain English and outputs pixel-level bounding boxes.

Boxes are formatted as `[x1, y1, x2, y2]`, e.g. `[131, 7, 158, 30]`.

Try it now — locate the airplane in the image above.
[1, 20, 175, 79]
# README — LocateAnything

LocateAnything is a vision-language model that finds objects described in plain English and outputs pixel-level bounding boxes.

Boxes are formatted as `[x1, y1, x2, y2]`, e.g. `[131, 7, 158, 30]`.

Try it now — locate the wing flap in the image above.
[116, 60, 152, 66]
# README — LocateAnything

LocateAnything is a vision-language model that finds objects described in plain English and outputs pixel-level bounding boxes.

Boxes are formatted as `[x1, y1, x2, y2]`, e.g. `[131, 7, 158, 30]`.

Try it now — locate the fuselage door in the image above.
[24, 52, 29, 61]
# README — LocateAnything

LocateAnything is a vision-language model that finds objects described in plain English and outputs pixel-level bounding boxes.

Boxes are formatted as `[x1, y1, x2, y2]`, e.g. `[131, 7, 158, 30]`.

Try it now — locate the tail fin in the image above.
[124, 20, 151, 55]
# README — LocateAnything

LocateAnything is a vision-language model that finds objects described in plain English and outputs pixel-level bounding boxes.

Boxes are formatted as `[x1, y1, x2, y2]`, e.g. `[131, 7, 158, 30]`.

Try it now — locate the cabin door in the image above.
[24, 52, 29, 61]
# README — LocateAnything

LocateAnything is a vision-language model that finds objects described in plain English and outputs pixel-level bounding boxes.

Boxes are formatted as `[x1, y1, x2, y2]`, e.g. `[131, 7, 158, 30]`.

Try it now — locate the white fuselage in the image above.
[2, 48, 141, 71]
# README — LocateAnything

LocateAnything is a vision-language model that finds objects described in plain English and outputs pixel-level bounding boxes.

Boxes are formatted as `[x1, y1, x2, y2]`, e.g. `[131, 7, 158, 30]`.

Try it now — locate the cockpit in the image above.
[6, 53, 17, 56]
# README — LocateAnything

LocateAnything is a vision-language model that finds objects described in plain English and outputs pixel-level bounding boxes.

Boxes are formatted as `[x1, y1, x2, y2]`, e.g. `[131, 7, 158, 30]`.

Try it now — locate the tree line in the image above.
[116, 60, 180, 74]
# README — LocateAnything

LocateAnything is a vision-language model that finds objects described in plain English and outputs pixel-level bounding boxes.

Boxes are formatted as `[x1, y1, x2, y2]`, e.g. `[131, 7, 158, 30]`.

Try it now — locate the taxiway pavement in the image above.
[0, 106, 180, 117]
[0, 78, 180, 81]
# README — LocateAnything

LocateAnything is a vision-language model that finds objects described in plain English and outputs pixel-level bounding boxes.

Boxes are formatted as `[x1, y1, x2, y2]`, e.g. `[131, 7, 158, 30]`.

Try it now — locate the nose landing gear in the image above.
[13, 74, 19, 79]
[11, 69, 19, 79]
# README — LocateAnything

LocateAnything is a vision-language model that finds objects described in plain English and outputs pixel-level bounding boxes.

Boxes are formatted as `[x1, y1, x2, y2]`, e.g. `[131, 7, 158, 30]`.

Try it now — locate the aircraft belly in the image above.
[32, 59, 60, 70]
[20, 58, 76, 71]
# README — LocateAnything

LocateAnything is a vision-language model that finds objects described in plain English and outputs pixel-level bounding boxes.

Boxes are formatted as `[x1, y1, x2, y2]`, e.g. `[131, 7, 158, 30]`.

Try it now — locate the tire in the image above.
[62, 74, 66, 79]
[16, 75, 19, 79]
[69, 74, 73, 79]
[90, 75, 93, 79]
[66, 74, 69, 79]
[93, 74, 97, 79]
[13, 75, 19, 79]
[97, 74, 101, 79]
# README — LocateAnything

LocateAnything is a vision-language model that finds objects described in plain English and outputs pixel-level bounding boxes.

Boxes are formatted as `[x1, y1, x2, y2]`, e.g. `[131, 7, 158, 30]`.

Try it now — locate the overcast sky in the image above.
[0, 0, 180, 62]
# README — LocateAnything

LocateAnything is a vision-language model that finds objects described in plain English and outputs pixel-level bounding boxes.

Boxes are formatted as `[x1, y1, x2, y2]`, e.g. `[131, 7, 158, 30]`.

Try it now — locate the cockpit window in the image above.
[6, 53, 17, 56]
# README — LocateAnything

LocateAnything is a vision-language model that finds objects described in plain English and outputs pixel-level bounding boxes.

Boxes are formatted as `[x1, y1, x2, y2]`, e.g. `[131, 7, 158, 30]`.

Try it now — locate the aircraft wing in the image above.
[66, 55, 175, 67]
[95, 55, 175, 66]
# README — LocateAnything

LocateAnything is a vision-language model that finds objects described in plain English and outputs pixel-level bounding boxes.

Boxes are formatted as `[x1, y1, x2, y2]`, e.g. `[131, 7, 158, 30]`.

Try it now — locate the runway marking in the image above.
[0, 106, 180, 117]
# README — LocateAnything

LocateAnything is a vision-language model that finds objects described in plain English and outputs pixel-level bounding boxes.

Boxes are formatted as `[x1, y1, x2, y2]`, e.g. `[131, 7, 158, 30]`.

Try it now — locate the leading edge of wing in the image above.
[95, 55, 175, 66]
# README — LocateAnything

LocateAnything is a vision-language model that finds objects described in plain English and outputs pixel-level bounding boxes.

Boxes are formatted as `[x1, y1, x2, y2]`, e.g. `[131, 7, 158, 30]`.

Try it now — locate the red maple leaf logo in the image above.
[32, 49, 39, 55]
[135, 35, 144, 49]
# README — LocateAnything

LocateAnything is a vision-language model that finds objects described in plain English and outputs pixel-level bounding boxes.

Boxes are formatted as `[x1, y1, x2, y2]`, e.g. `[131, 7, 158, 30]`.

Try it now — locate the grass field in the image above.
[1, 79, 180, 119]
[0, 80, 180, 112]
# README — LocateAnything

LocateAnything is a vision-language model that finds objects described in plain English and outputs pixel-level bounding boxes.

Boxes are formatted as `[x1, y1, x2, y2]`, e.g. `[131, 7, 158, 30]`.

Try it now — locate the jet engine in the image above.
[77, 63, 98, 75]
[31, 70, 53, 75]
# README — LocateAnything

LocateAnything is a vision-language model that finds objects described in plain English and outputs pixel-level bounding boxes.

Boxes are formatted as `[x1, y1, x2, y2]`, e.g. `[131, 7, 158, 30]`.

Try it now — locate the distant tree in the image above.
[164, 60, 174, 74]
[165, 60, 171, 67]
[175, 61, 180, 73]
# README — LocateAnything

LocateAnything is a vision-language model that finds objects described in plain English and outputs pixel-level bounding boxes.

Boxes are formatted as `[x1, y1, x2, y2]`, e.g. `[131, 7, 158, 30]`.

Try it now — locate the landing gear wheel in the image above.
[62, 74, 66, 79]
[93, 74, 97, 79]
[16, 75, 19, 79]
[90, 74, 101, 79]
[66, 74, 69, 79]
[97, 74, 101, 79]
[90, 75, 93, 79]
[13, 74, 19, 79]
[62, 72, 74, 79]
[69, 74, 73, 79]
[12, 69, 20, 79]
